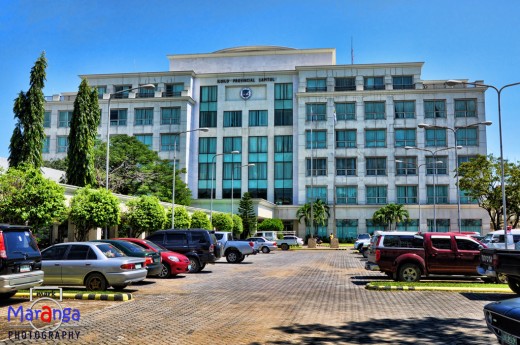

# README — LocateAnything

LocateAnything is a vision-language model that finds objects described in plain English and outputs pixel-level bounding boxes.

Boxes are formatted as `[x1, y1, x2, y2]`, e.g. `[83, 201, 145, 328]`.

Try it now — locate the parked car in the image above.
[91, 239, 162, 277]
[354, 233, 372, 256]
[254, 231, 279, 242]
[479, 247, 520, 292]
[0, 225, 44, 299]
[480, 229, 520, 249]
[215, 232, 256, 263]
[484, 297, 520, 344]
[277, 235, 304, 250]
[146, 229, 221, 273]
[115, 238, 190, 278]
[246, 237, 277, 253]
[41, 242, 147, 291]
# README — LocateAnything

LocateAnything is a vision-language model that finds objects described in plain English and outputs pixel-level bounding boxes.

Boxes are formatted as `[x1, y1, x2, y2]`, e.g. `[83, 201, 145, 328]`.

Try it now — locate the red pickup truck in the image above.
[365, 232, 485, 282]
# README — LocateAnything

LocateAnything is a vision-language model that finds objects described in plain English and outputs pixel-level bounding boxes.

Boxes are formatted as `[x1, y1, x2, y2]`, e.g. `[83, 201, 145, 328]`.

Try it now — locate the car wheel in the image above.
[261, 246, 270, 254]
[281, 243, 289, 251]
[112, 285, 128, 291]
[361, 248, 368, 258]
[497, 273, 508, 284]
[188, 257, 201, 273]
[398, 263, 421, 282]
[85, 273, 108, 291]
[226, 250, 242, 263]
[508, 276, 520, 294]
[199, 263, 206, 271]
[237, 256, 245, 263]
[356, 244, 363, 251]
[0, 292, 17, 300]
[158, 263, 171, 278]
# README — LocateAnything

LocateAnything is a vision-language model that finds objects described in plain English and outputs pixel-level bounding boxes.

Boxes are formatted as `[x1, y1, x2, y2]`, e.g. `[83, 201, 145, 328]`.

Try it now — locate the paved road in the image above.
[0, 249, 509, 344]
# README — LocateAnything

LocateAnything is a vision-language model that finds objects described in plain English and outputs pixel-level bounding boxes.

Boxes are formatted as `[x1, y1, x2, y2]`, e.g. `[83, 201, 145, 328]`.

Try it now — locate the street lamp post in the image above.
[171, 128, 209, 228]
[405, 146, 462, 231]
[447, 80, 520, 247]
[210, 150, 239, 224]
[231, 163, 255, 214]
[417, 122, 492, 232]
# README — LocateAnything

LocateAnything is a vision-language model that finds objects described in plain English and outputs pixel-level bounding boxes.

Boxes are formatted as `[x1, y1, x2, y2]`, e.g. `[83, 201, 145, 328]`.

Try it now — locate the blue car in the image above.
[484, 297, 520, 345]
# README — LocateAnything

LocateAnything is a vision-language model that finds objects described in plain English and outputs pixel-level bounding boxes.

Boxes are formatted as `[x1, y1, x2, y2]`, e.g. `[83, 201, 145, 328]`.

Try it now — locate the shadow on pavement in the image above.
[253, 317, 491, 345]
[461, 292, 515, 301]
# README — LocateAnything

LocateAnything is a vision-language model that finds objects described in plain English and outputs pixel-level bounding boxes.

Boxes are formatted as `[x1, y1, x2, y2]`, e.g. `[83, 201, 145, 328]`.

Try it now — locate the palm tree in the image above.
[296, 200, 330, 236]
[372, 203, 410, 230]
[296, 203, 312, 228]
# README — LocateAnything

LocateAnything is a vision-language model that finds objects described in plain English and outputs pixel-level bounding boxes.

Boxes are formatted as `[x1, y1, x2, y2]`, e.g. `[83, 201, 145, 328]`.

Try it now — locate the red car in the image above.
[115, 238, 190, 278]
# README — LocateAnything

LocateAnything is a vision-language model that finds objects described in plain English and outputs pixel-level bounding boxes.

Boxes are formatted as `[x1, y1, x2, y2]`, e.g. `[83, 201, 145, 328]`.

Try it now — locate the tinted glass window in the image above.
[513, 235, 520, 243]
[4, 230, 40, 257]
[42, 245, 68, 260]
[95, 244, 126, 258]
[114, 241, 145, 253]
[147, 234, 164, 243]
[166, 233, 188, 245]
[383, 235, 423, 248]
[431, 237, 452, 250]
[215, 233, 223, 240]
[191, 232, 207, 243]
[66, 245, 91, 260]
[455, 238, 480, 251]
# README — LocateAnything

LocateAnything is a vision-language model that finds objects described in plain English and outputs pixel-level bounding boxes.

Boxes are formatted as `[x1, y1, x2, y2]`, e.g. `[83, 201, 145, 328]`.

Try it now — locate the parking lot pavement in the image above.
[0, 250, 502, 344]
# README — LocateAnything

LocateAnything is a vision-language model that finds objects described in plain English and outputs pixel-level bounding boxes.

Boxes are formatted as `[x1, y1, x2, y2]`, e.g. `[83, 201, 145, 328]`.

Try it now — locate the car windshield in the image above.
[215, 233, 223, 240]
[358, 234, 370, 240]
[481, 234, 493, 244]
[3, 230, 40, 257]
[95, 243, 126, 258]
[114, 240, 147, 253]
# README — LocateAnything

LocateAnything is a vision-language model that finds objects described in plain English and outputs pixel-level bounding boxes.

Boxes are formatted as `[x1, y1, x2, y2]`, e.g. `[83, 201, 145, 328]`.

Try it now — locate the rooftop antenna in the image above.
[351, 36, 354, 64]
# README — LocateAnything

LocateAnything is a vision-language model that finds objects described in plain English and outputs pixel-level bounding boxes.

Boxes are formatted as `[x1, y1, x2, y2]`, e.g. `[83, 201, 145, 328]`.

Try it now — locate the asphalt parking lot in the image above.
[0, 249, 510, 344]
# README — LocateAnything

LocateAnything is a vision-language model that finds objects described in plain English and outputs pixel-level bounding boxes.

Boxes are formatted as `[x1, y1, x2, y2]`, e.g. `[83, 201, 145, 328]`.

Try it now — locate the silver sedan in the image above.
[41, 242, 148, 291]
[246, 237, 278, 253]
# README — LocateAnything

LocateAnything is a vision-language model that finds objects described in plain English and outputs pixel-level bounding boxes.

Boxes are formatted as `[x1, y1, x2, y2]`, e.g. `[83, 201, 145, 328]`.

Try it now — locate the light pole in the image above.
[210, 150, 240, 224]
[418, 122, 492, 232]
[396, 159, 443, 230]
[104, 84, 154, 239]
[171, 128, 209, 228]
[447, 80, 520, 247]
[405, 146, 462, 231]
[231, 163, 255, 214]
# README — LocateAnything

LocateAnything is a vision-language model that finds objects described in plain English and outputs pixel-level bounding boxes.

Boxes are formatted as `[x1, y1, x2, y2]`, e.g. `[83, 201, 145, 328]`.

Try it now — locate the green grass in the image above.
[369, 281, 508, 288]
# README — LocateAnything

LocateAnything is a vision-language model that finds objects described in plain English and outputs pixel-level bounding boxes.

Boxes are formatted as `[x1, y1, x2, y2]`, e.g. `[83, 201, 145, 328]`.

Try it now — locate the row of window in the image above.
[307, 76, 417, 92]
[95, 83, 184, 99]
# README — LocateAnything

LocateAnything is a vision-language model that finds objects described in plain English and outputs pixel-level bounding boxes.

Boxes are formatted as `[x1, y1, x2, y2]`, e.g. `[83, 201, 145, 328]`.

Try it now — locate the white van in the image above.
[254, 231, 279, 241]
[481, 229, 520, 249]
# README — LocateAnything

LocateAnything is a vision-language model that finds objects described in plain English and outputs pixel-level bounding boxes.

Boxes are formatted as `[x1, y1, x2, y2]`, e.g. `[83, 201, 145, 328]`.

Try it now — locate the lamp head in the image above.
[404, 146, 415, 150]
[456, 145, 463, 150]
[198, 128, 209, 132]
[141, 84, 155, 89]
[481, 121, 492, 126]
[417, 123, 431, 129]
[231, 151, 240, 154]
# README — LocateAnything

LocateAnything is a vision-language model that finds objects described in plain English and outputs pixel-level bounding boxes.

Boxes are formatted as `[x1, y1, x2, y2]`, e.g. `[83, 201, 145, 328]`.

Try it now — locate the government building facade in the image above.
[43, 46, 490, 238]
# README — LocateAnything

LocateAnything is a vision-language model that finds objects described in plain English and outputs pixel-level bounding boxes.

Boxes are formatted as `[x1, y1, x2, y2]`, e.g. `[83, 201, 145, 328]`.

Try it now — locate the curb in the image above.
[14, 292, 133, 301]
[365, 283, 513, 293]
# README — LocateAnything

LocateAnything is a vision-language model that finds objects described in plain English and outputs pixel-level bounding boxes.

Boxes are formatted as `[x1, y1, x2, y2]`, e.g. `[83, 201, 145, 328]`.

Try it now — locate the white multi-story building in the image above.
[43, 46, 490, 238]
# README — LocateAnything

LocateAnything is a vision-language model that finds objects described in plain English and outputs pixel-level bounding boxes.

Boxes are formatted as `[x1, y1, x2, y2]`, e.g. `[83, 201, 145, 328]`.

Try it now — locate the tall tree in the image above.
[66, 79, 100, 186]
[296, 200, 330, 235]
[238, 192, 257, 238]
[9, 52, 47, 168]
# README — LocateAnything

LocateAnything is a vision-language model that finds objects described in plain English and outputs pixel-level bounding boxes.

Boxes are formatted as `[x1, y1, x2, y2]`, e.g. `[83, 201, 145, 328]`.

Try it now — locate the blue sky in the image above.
[1, 0, 520, 160]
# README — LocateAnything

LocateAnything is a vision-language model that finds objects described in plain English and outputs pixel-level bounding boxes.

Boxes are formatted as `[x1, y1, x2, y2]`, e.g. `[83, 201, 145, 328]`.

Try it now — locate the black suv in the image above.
[0, 224, 44, 299]
[146, 229, 221, 273]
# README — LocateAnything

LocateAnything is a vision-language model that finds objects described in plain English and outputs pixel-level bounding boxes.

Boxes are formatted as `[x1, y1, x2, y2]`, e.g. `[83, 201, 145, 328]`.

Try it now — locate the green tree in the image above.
[190, 210, 212, 230]
[166, 206, 191, 229]
[66, 79, 100, 187]
[9, 52, 47, 168]
[212, 213, 234, 232]
[296, 203, 312, 228]
[372, 203, 409, 230]
[231, 214, 243, 238]
[296, 200, 330, 235]
[0, 164, 67, 234]
[238, 192, 257, 238]
[69, 187, 120, 241]
[258, 218, 284, 232]
[124, 196, 166, 237]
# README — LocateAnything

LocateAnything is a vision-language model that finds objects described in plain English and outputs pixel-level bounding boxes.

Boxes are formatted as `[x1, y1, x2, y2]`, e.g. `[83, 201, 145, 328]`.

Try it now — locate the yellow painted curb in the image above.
[14, 292, 132, 301]
[365, 283, 513, 293]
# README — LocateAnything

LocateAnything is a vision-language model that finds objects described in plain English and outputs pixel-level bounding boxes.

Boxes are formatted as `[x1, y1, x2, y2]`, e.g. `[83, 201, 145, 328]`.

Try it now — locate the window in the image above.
[431, 237, 452, 249]
[425, 128, 446, 146]
[428, 219, 450, 232]
[424, 100, 446, 118]
[460, 190, 477, 204]
[274, 135, 292, 153]
[395, 220, 420, 232]
[42, 136, 50, 153]
[249, 136, 267, 154]
[199, 137, 216, 154]
[306, 103, 327, 121]
[161, 134, 179, 151]
[336, 130, 356, 148]
[336, 158, 356, 176]
[223, 137, 242, 153]
[165, 233, 188, 245]
[458, 155, 477, 166]
[275, 162, 292, 179]
[57, 136, 68, 153]
[274, 135, 293, 205]
[336, 219, 358, 240]
[164, 83, 183, 97]
[110, 109, 127, 126]
[274, 83, 293, 126]
[455, 99, 477, 117]
[456, 128, 478, 146]
[161, 107, 180, 125]
[137, 85, 155, 98]
[114, 85, 131, 99]
[426, 156, 447, 175]
[365, 102, 385, 119]
[58, 110, 73, 127]
[306, 78, 327, 92]
[96, 86, 106, 99]
[461, 219, 482, 232]
[455, 237, 481, 251]
[427, 185, 449, 204]
[224, 111, 242, 127]
[395, 129, 416, 147]
[383, 234, 423, 247]
[396, 157, 417, 175]
[135, 134, 153, 149]
[366, 158, 386, 176]
[366, 219, 378, 235]
[44, 111, 51, 128]
[335, 102, 355, 120]
[336, 186, 357, 204]
[306, 158, 327, 176]
[66, 245, 94, 260]
[392, 76, 414, 90]
[248, 162, 268, 199]
[335, 77, 356, 91]
[274, 187, 292, 205]
[366, 186, 387, 204]
[134, 108, 153, 126]
[200, 86, 217, 128]
[364, 77, 384, 90]
[249, 110, 267, 126]
[306, 186, 327, 203]
[394, 101, 415, 119]
[365, 129, 386, 147]
[397, 186, 418, 204]
[198, 162, 214, 181]
[306, 130, 327, 149]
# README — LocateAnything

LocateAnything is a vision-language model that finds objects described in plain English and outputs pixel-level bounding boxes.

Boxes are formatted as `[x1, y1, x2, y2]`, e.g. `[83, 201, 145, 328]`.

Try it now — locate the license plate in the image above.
[135, 264, 142, 269]
[502, 331, 517, 345]
[187, 265, 192, 271]
[20, 265, 31, 272]
[481, 255, 493, 264]
[154, 258, 160, 263]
